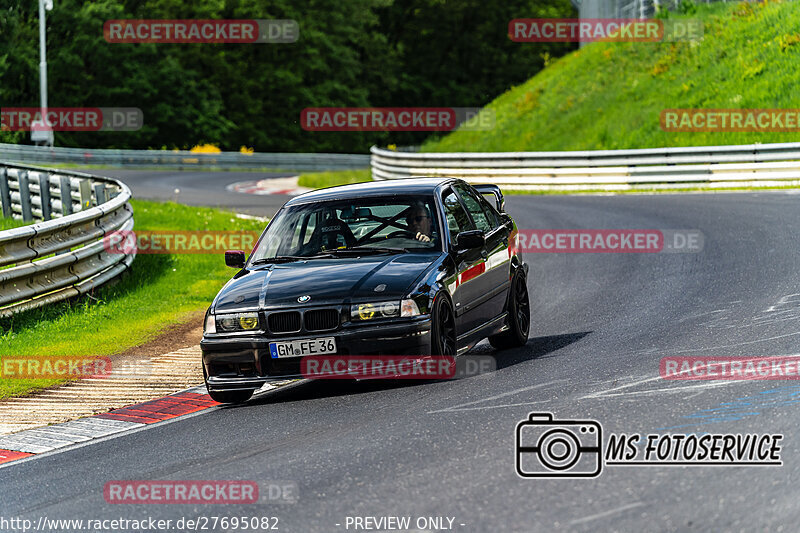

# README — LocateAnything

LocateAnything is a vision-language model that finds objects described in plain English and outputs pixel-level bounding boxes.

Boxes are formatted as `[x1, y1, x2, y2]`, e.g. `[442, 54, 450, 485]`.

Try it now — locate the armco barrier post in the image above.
[77, 180, 92, 210]
[18, 170, 33, 222]
[94, 183, 107, 205]
[59, 175, 72, 215]
[39, 172, 52, 220]
[0, 168, 11, 218]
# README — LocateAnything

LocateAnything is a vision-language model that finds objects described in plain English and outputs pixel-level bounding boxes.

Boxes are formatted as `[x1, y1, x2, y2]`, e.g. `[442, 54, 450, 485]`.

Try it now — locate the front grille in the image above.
[305, 309, 339, 331]
[268, 311, 301, 333]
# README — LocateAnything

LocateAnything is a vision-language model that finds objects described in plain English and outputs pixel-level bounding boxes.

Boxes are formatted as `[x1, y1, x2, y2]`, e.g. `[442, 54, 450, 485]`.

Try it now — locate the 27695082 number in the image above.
[194, 516, 279, 530]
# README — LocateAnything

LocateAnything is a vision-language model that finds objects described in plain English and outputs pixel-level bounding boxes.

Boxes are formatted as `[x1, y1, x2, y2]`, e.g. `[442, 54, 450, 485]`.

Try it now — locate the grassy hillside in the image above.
[424, 1, 800, 152]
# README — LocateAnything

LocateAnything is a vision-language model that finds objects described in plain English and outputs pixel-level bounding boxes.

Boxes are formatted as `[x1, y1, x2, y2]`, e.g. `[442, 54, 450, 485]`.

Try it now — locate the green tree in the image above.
[0, 0, 575, 152]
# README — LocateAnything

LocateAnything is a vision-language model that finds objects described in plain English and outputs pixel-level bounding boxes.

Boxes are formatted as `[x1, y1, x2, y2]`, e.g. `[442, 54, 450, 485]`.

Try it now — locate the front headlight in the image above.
[215, 312, 260, 332]
[204, 312, 216, 334]
[351, 301, 400, 321]
[400, 298, 421, 317]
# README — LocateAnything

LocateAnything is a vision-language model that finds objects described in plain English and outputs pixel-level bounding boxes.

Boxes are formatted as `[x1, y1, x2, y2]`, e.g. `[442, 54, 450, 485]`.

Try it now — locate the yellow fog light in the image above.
[357, 304, 375, 320]
[239, 313, 259, 330]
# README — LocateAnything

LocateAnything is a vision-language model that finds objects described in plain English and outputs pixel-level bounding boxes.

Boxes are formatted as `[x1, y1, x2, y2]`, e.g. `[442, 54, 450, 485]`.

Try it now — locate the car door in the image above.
[452, 183, 511, 325]
[441, 187, 485, 335]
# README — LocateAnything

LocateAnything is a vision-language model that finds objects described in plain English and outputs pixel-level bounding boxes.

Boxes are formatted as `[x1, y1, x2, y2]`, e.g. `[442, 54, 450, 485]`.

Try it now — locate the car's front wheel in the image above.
[203, 365, 254, 404]
[207, 389, 253, 404]
[489, 270, 530, 350]
[431, 294, 456, 356]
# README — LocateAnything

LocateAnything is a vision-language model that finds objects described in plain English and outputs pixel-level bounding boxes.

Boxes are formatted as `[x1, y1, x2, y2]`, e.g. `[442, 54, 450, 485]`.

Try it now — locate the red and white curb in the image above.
[226, 177, 310, 196]
[0, 387, 216, 462]
[0, 380, 303, 467]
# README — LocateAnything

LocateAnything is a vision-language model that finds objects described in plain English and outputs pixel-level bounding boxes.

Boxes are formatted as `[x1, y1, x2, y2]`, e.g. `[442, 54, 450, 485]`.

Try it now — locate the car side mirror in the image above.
[225, 250, 246, 268]
[456, 230, 485, 251]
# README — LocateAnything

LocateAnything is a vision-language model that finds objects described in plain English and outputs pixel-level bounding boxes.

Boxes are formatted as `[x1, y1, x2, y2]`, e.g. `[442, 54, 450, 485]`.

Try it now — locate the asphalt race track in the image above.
[3, 172, 800, 532]
[92, 169, 296, 215]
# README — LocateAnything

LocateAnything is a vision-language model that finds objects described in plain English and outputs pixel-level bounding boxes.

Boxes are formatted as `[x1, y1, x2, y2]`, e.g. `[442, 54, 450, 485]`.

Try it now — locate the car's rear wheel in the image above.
[208, 389, 253, 404]
[489, 270, 530, 350]
[431, 294, 456, 356]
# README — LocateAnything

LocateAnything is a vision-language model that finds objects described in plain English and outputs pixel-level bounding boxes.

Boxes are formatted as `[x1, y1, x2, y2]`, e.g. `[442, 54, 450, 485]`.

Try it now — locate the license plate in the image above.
[269, 337, 337, 358]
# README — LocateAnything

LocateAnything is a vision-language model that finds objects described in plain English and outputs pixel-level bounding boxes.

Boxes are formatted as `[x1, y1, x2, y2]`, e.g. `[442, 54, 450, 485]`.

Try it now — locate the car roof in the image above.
[285, 177, 454, 205]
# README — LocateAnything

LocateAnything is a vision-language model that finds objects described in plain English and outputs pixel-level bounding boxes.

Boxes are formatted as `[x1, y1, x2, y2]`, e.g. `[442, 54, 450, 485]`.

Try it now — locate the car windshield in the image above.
[249, 196, 441, 262]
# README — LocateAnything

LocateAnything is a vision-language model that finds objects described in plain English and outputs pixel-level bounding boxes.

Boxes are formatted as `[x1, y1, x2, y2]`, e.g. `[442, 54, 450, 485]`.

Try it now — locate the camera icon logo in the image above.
[515, 412, 603, 478]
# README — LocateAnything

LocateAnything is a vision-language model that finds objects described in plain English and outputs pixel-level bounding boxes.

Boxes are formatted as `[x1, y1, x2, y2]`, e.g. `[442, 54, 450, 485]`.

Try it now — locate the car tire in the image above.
[203, 366, 253, 404]
[489, 270, 530, 350]
[208, 389, 253, 404]
[431, 294, 457, 356]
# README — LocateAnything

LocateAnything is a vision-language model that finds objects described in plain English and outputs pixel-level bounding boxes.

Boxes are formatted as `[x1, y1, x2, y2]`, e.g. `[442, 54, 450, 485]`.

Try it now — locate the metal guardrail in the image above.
[0, 162, 135, 317]
[370, 142, 800, 190]
[0, 143, 370, 172]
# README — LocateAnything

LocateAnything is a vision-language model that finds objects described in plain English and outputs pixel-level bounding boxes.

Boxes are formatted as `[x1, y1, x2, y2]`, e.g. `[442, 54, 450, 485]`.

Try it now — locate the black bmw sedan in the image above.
[201, 178, 530, 403]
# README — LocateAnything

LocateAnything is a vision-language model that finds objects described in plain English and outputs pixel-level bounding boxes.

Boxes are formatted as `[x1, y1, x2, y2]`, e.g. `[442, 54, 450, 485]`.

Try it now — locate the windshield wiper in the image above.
[251, 254, 333, 265]
[330, 246, 409, 255]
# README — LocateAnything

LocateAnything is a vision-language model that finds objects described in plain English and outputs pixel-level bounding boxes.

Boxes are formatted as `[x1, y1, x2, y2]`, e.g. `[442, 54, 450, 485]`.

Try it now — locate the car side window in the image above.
[287, 212, 315, 250]
[300, 212, 318, 246]
[442, 189, 473, 241]
[454, 184, 493, 232]
[278, 211, 317, 255]
[477, 194, 501, 229]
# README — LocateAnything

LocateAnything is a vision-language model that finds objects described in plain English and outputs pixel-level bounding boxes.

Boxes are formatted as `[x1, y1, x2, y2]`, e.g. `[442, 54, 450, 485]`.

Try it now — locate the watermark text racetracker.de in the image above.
[104, 19, 298, 43]
[300, 107, 495, 131]
[509, 18, 703, 42]
[104, 230, 260, 255]
[0, 356, 159, 379]
[1, 107, 143, 132]
[1, 356, 112, 379]
[661, 356, 800, 380]
[513, 229, 703, 253]
[299, 355, 496, 380]
[661, 109, 800, 132]
[515, 412, 782, 478]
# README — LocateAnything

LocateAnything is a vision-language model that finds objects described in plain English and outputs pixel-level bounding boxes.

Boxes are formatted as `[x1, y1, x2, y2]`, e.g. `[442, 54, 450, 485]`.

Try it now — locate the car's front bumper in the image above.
[201, 317, 432, 391]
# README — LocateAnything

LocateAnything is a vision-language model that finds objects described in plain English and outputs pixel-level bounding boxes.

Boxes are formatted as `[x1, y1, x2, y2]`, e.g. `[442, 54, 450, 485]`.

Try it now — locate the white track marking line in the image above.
[683, 390, 705, 400]
[235, 213, 270, 222]
[567, 502, 644, 526]
[580, 354, 800, 400]
[432, 400, 553, 413]
[581, 374, 665, 399]
[632, 331, 800, 356]
[586, 380, 736, 399]
[428, 380, 566, 414]
[583, 354, 800, 399]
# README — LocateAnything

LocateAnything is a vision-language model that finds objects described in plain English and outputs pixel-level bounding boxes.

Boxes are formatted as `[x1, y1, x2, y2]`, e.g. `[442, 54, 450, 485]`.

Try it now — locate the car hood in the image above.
[212, 254, 439, 312]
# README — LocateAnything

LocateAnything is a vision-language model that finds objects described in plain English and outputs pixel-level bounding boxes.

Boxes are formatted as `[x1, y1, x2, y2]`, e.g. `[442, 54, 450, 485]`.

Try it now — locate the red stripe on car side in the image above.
[460, 262, 486, 284]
